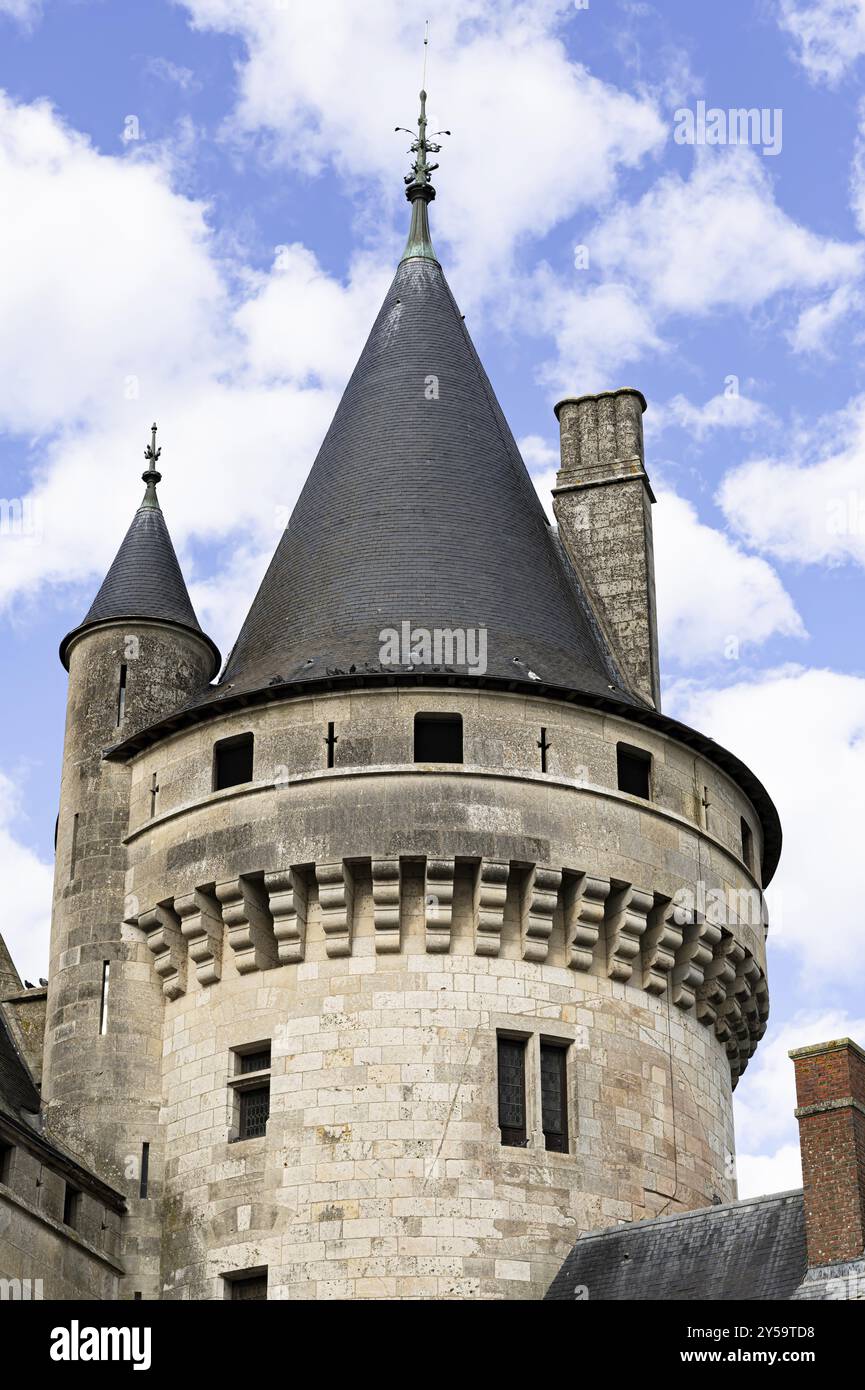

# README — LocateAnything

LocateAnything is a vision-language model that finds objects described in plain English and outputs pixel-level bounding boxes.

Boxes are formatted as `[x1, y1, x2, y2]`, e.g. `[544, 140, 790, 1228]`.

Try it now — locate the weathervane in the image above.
[395, 21, 450, 191]
[141, 421, 162, 507]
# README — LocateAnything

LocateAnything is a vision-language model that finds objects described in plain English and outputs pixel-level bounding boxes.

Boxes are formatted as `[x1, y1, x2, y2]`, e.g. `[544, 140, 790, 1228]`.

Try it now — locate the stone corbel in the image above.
[216, 875, 279, 974]
[641, 897, 683, 994]
[175, 886, 224, 986]
[371, 858, 401, 954]
[606, 884, 653, 983]
[474, 860, 509, 957]
[565, 874, 610, 973]
[696, 928, 738, 1026]
[521, 865, 562, 964]
[316, 861, 354, 958]
[140, 901, 186, 1000]
[265, 868, 309, 965]
[671, 913, 721, 1011]
[425, 858, 455, 954]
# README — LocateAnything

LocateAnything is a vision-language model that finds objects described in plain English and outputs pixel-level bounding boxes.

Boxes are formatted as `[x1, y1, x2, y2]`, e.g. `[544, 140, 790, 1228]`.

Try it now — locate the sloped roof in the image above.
[60, 472, 220, 674]
[217, 252, 633, 704]
[544, 1191, 807, 1302]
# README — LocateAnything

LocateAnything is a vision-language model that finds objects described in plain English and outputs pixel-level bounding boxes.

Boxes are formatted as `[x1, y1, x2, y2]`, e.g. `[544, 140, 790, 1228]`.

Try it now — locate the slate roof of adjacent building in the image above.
[544, 1190, 808, 1301]
[59, 466, 220, 674]
[0, 1002, 40, 1126]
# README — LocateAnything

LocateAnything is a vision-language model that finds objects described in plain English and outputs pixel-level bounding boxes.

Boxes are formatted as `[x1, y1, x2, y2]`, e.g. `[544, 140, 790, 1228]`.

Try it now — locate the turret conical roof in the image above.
[60, 427, 220, 673]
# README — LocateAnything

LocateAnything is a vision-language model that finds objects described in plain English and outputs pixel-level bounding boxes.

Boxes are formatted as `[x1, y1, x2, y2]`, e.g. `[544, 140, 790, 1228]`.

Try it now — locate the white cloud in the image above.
[0, 769, 52, 983]
[591, 148, 862, 316]
[653, 390, 775, 440]
[718, 394, 865, 567]
[533, 279, 664, 397]
[0, 92, 226, 435]
[778, 0, 865, 85]
[654, 490, 804, 664]
[788, 282, 863, 353]
[180, 0, 666, 298]
[666, 666, 865, 983]
[851, 93, 865, 231]
[0, 0, 40, 26]
[734, 1007, 865, 1198]
[524, 457, 803, 664]
[0, 91, 390, 619]
[531, 146, 862, 396]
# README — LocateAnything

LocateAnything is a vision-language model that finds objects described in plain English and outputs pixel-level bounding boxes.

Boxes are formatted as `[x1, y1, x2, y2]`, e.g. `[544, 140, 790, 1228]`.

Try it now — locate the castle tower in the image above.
[45, 428, 220, 1297]
[44, 100, 779, 1301]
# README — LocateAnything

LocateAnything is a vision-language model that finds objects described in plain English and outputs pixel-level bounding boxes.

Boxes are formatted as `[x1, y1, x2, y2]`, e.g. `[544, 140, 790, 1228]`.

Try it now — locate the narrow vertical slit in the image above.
[69, 813, 79, 881]
[117, 663, 128, 726]
[538, 727, 549, 773]
[99, 960, 110, 1035]
[139, 1141, 150, 1198]
[326, 721, 337, 768]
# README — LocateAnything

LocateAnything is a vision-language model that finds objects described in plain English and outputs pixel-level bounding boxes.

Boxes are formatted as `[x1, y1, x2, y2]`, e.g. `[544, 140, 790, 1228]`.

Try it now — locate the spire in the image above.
[59, 425, 220, 674]
[141, 421, 162, 510]
[396, 38, 449, 263]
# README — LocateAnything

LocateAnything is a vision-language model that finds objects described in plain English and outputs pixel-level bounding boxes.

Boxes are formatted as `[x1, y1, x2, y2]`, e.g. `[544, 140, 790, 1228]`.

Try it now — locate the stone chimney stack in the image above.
[790, 1038, 865, 1267]
[552, 389, 660, 709]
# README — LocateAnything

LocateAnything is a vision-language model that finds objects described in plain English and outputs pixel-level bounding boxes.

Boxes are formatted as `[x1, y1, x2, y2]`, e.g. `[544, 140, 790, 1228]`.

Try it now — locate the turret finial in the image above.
[395, 24, 450, 262]
[141, 421, 163, 508]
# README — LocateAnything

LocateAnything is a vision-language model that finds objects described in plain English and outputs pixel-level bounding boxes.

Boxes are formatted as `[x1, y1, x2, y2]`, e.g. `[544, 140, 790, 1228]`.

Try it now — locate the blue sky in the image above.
[1, 0, 864, 1197]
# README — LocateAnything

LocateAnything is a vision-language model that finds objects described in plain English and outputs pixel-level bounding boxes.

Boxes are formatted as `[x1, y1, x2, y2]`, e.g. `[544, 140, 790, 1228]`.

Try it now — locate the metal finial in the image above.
[395, 87, 450, 191]
[395, 26, 450, 193]
[141, 421, 162, 508]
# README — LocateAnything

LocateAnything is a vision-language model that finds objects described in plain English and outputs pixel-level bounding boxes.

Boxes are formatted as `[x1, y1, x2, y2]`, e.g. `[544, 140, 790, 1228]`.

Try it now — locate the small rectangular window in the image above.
[0, 1140, 13, 1185]
[139, 1142, 150, 1199]
[239, 1086, 270, 1140]
[63, 1184, 80, 1228]
[227, 1271, 268, 1301]
[616, 743, 651, 800]
[240, 1047, 271, 1075]
[117, 663, 127, 726]
[540, 1041, 569, 1153]
[414, 713, 463, 763]
[231, 1043, 272, 1142]
[741, 817, 754, 872]
[497, 1036, 528, 1147]
[213, 733, 254, 791]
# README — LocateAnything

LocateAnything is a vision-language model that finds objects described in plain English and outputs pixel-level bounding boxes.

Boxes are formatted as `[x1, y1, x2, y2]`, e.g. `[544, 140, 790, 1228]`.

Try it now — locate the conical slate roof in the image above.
[60, 440, 220, 673]
[219, 250, 632, 704]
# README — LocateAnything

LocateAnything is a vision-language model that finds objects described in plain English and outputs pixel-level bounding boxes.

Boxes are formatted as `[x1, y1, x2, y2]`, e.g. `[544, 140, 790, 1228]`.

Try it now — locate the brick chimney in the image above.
[790, 1037, 865, 1266]
[552, 389, 660, 710]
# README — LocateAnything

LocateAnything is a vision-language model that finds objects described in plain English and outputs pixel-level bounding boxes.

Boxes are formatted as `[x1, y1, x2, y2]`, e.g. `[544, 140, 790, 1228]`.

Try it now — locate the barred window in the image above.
[497, 1036, 528, 1147]
[239, 1085, 270, 1140]
[540, 1042, 569, 1153]
[231, 1042, 272, 1142]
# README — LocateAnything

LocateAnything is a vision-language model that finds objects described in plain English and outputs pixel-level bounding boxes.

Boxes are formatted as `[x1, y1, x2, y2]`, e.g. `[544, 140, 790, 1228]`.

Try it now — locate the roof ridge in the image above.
[573, 1188, 805, 1243]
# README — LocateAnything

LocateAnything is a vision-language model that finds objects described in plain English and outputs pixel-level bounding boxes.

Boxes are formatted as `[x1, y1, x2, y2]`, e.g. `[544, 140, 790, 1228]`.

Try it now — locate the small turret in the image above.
[44, 427, 219, 1298]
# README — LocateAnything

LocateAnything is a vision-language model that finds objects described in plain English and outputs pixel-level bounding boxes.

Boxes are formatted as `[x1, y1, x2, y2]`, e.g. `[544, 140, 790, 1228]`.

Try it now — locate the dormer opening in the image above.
[414, 713, 463, 763]
[616, 742, 651, 800]
[213, 733, 254, 791]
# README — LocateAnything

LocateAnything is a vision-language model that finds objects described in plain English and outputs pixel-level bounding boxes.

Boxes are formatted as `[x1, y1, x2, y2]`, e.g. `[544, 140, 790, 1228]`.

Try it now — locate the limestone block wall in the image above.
[153, 949, 735, 1301]
[44, 619, 217, 1299]
[105, 685, 771, 1299]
